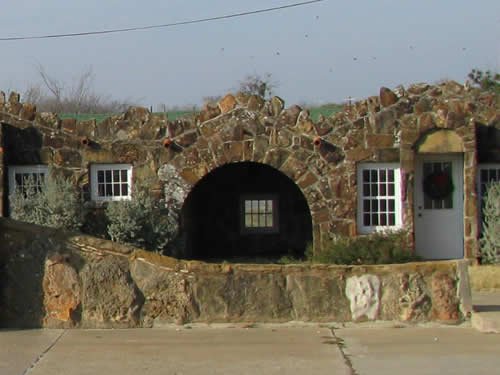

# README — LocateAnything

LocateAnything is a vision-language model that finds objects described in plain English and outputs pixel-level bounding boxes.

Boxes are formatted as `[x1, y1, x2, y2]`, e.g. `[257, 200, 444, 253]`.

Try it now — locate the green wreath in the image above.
[423, 171, 454, 200]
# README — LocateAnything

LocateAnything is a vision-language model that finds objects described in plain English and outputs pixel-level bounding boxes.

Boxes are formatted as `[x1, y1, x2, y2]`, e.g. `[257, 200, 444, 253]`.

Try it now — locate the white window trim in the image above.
[240, 194, 279, 234]
[90, 164, 133, 202]
[357, 163, 402, 234]
[8, 165, 49, 195]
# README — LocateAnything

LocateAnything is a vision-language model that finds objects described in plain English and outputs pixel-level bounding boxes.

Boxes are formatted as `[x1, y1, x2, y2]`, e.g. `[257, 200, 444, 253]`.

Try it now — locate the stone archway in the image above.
[180, 162, 313, 260]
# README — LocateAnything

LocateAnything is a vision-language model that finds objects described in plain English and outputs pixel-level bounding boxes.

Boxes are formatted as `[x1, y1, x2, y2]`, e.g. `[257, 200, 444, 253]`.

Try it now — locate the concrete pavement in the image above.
[471, 291, 500, 333]
[2, 323, 500, 375]
[335, 325, 500, 375]
[0, 325, 349, 375]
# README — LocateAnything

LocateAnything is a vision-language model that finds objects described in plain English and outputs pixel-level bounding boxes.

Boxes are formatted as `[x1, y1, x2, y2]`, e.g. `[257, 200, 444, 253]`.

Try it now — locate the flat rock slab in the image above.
[1, 326, 348, 375]
[336, 326, 500, 375]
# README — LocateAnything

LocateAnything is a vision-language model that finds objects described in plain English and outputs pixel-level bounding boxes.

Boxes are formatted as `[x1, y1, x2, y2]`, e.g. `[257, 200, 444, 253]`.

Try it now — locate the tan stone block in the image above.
[418, 112, 435, 133]
[43, 259, 81, 323]
[298, 172, 318, 189]
[417, 130, 464, 153]
[312, 207, 329, 223]
[20, 103, 36, 121]
[366, 134, 396, 148]
[180, 168, 200, 185]
[345, 147, 374, 162]
[379, 87, 398, 107]
[247, 95, 265, 111]
[223, 141, 243, 163]
[218, 94, 237, 114]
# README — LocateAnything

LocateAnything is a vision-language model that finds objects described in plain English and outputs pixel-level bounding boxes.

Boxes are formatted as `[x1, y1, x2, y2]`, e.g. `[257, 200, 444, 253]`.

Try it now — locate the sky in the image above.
[0, 0, 499, 110]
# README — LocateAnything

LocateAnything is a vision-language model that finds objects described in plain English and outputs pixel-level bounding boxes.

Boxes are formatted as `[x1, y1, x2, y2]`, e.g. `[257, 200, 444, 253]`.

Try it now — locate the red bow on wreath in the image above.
[423, 171, 454, 200]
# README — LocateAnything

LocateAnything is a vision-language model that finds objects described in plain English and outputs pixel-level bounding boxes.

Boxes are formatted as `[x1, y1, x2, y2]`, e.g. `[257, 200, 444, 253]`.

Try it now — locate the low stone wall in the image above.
[0, 218, 472, 328]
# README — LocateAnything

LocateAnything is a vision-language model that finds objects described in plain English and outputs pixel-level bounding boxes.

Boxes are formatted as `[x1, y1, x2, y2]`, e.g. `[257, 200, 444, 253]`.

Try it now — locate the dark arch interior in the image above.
[180, 162, 313, 260]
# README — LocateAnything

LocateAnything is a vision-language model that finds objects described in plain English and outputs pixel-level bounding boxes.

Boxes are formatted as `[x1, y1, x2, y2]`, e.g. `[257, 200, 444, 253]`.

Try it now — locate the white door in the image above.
[414, 154, 464, 259]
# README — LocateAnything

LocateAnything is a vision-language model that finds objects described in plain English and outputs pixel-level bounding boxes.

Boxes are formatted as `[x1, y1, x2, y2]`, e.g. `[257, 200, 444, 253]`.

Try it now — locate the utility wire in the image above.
[0, 0, 323, 41]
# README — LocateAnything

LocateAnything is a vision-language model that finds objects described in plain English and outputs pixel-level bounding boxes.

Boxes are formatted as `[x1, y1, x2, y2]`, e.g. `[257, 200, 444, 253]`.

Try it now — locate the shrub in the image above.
[308, 230, 421, 265]
[480, 183, 500, 264]
[105, 178, 178, 253]
[9, 172, 85, 231]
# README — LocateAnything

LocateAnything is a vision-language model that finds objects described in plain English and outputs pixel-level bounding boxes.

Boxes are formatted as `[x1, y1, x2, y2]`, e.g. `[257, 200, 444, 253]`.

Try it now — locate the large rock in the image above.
[80, 257, 144, 328]
[42, 255, 81, 326]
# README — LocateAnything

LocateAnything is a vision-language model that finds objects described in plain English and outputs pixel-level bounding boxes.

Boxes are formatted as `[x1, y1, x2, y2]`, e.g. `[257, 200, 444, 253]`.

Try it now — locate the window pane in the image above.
[259, 200, 266, 213]
[122, 184, 128, 196]
[363, 170, 370, 183]
[105, 170, 112, 183]
[98, 170, 104, 183]
[364, 214, 371, 226]
[105, 184, 112, 196]
[388, 199, 395, 212]
[266, 214, 273, 227]
[252, 200, 259, 213]
[113, 184, 120, 196]
[388, 183, 395, 196]
[380, 200, 387, 212]
[387, 169, 394, 182]
[389, 214, 396, 226]
[380, 184, 387, 196]
[380, 170, 387, 182]
[363, 200, 370, 212]
[363, 184, 370, 197]
[113, 170, 120, 181]
[380, 214, 387, 226]
[245, 214, 252, 227]
[371, 199, 378, 212]
[266, 200, 273, 213]
[372, 214, 379, 225]
[121, 170, 128, 181]
[371, 170, 378, 182]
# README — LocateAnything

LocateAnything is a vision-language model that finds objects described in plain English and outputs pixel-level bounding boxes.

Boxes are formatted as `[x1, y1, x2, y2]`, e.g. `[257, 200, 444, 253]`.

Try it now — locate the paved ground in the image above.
[2, 323, 500, 375]
[335, 324, 500, 375]
[0, 325, 349, 375]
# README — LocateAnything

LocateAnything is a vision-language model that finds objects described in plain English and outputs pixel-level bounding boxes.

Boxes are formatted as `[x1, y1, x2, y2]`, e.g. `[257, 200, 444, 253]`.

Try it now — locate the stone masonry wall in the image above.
[0, 82, 499, 258]
[0, 218, 472, 328]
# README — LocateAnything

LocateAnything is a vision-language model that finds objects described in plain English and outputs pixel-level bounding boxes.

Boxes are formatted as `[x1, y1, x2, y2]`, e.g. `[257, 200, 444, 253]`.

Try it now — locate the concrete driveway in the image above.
[2, 323, 500, 375]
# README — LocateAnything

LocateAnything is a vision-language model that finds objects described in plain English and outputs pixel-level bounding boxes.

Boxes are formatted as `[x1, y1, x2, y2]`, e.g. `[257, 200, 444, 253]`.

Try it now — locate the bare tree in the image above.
[23, 64, 136, 114]
[238, 73, 277, 98]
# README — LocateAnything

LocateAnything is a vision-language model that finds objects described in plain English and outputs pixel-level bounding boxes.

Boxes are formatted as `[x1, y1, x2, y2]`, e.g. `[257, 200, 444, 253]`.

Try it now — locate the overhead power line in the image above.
[0, 0, 324, 41]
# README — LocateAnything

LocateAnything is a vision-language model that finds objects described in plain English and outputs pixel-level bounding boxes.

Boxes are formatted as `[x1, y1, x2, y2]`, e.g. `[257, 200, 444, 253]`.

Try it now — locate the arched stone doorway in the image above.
[181, 162, 313, 260]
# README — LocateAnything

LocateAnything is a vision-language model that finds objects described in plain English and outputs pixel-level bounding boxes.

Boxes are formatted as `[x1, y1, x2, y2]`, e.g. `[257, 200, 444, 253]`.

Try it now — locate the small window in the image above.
[8, 165, 48, 196]
[90, 164, 132, 201]
[477, 164, 500, 225]
[357, 163, 402, 234]
[241, 195, 279, 233]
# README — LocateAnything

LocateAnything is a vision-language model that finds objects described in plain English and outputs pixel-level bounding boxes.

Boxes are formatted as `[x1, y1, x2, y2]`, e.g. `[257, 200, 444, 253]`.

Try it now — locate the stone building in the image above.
[0, 81, 499, 261]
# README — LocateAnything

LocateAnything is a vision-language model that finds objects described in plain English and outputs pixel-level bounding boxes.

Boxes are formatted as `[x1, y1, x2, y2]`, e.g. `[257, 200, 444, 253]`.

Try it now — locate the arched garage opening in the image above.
[181, 162, 313, 260]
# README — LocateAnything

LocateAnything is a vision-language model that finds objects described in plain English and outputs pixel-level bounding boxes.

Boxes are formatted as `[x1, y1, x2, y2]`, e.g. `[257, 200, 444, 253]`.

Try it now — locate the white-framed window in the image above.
[90, 164, 133, 202]
[477, 164, 500, 225]
[478, 164, 500, 204]
[240, 194, 279, 234]
[8, 165, 49, 195]
[357, 163, 402, 234]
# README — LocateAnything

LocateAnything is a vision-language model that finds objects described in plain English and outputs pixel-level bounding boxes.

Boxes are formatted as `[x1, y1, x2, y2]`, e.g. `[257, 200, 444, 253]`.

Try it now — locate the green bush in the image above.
[9, 172, 85, 231]
[480, 183, 500, 264]
[308, 230, 421, 265]
[105, 178, 178, 253]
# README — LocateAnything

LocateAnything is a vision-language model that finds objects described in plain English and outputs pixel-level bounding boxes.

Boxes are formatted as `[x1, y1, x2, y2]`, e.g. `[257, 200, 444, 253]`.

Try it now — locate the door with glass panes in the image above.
[414, 154, 463, 259]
